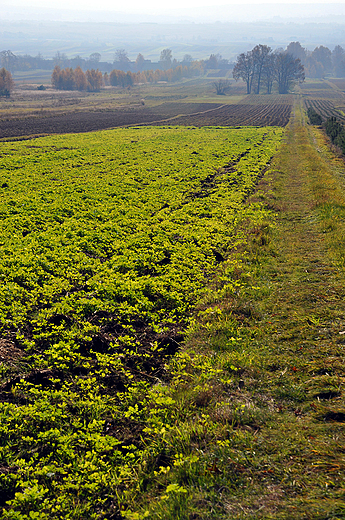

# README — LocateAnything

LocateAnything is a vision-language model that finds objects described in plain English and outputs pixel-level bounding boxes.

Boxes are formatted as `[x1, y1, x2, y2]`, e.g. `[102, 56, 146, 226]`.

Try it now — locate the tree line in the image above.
[2, 43, 345, 79]
[109, 63, 203, 86]
[286, 42, 345, 79]
[50, 62, 204, 91]
[0, 48, 230, 75]
[233, 45, 305, 94]
[51, 66, 103, 92]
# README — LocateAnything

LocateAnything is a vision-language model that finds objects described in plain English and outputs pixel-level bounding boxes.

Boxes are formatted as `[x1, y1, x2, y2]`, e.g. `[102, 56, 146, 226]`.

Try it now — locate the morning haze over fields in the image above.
[1, 2, 345, 520]
[2, 2, 345, 62]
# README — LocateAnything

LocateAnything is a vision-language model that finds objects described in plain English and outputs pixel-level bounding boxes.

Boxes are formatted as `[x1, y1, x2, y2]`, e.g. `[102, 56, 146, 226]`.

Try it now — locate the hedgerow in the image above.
[325, 116, 345, 153]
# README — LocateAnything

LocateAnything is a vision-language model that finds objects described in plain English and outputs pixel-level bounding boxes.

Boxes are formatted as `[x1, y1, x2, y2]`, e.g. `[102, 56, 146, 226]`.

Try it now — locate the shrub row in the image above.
[307, 106, 322, 125]
[307, 106, 345, 155]
[325, 116, 345, 153]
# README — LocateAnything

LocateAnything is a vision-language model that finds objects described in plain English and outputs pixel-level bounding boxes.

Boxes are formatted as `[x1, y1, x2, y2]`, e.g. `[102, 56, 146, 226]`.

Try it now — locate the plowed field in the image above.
[304, 98, 345, 122]
[0, 101, 291, 139]
[328, 79, 345, 90]
[149, 103, 292, 127]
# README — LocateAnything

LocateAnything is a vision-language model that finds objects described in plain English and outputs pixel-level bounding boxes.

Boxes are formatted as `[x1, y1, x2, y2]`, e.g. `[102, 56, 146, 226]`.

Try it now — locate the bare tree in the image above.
[234, 45, 304, 94]
[213, 79, 231, 95]
[70, 55, 84, 68]
[233, 51, 255, 94]
[252, 44, 271, 94]
[275, 52, 305, 93]
[262, 53, 276, 94]
[53, 51, 69, 68]
[0, 50, 17, 72]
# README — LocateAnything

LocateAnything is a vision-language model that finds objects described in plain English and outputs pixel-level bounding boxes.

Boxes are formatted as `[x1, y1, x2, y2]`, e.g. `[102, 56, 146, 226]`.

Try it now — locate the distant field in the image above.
[299, 79, 345, 100]
[300, 81, 333, 90]
[299, 78, 345, 123]
[304, 98, 345, 122]
[0, 102, 292, 138]
[328, 78, 345, 90]
[305, 90, 344, 99]
[149, 102, 291, 127]
[12, 69, 53, 84]
[0, 79, 292, 139]
[241, 94, 293, 105]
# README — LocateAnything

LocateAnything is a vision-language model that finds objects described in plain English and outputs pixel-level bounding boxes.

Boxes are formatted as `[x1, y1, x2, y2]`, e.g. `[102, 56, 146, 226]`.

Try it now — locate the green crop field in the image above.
[0, 125, 283, 519]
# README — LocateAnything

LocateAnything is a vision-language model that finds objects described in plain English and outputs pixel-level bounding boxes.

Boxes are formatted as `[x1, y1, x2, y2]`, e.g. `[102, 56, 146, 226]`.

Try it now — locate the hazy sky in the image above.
[6, 0, 345, 25]
[11, 0, 328, 13]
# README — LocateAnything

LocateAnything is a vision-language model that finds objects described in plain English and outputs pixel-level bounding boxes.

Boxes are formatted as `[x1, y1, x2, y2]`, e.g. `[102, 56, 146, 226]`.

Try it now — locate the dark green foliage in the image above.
[307, 107, 322, 125]
[325, 116, 345, 153]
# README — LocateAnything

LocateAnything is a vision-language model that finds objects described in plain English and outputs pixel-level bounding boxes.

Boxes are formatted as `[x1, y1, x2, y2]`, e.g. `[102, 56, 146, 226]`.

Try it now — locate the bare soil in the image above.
[0, 101, 291, 140]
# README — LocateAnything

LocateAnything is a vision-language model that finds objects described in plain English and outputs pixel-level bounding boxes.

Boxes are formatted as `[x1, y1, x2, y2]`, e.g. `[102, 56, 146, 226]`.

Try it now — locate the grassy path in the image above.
[221, 95, 345, 518]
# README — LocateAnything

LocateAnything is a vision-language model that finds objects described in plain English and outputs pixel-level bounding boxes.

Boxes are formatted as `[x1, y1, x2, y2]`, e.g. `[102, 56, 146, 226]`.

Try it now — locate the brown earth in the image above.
[0, 102, 292, 140]
[304, 98, 345, 122]
[149, 103, 291, 127]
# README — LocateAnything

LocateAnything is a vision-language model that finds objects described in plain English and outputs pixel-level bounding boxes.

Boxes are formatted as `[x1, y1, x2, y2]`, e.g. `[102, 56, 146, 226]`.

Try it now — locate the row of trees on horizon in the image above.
[3, 41, 345, 96]
[286, 42, 345, 79]
[51, 66, 104, 92]
[50, 62, 204, 91]
[0, 49, 230, 75]
[2, 42, 345, 79]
